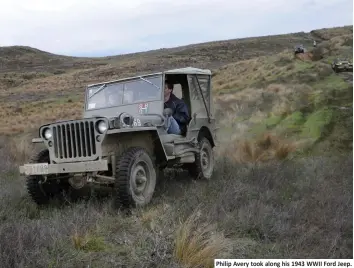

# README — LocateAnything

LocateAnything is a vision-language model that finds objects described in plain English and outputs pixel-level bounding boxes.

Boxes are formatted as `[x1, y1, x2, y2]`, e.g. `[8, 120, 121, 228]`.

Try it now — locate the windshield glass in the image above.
[86, 74, 162, 110]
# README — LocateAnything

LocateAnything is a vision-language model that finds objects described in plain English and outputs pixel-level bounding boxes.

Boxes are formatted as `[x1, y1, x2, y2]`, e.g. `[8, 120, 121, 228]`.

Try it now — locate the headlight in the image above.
[43, 128, 52, 140]
[97, 120, 108, 134]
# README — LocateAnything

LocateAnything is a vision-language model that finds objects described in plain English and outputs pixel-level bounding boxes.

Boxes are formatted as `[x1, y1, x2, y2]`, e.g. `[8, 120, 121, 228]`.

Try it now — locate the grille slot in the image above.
[52, 120, 96, 161]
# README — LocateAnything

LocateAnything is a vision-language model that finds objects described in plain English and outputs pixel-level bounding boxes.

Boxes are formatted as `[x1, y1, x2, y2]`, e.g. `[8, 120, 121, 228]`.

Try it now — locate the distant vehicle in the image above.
[331, 58, 353, 73]
[19, 67, 217, 209]
[294, 44, 305, 54]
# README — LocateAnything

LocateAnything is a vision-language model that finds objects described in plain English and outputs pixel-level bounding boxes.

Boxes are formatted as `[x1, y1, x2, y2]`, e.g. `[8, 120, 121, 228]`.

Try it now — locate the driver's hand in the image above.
[163, 108, 173, 117]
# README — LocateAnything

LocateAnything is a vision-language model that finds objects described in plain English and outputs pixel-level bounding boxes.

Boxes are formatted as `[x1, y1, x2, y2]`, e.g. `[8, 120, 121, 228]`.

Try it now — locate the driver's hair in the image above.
[165, 80, 174, 91]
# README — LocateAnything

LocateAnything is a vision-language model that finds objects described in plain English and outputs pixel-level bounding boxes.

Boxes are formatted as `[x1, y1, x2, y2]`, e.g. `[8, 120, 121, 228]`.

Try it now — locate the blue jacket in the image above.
[164, 93, 190, 133]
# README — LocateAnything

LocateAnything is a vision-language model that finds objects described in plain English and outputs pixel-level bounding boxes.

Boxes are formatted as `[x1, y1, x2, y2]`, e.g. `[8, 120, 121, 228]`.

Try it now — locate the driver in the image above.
[163, 80, 190, 135]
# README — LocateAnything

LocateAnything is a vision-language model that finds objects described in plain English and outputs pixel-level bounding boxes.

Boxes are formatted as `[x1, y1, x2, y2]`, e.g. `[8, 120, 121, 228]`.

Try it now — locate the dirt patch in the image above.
[295, 52, 314, 61]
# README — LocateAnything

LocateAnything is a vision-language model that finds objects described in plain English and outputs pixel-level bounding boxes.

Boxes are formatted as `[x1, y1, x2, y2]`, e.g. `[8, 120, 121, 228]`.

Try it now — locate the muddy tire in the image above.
[114, 147, 157, 209]
[26, 149, 66, 205]
[187, 137, 214, 180]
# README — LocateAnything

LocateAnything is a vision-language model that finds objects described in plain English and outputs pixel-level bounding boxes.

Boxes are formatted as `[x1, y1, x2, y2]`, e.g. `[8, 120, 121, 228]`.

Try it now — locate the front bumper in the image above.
[19, 160, 108, 176]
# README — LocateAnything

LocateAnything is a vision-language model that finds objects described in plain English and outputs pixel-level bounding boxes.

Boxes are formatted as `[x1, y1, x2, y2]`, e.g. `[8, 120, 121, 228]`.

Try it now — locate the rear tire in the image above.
[114, 147, 157, 209]
[187, 137, 214, 180]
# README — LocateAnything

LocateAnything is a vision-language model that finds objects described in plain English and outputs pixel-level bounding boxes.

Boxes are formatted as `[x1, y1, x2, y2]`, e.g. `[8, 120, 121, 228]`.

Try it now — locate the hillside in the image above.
[0, 25, 352, 135]
[0, 25, 352, 267]
[1, 26, 351, 73]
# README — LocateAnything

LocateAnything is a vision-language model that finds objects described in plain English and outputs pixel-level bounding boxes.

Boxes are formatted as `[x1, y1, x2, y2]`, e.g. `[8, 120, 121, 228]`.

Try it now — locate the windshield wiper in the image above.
[138, 76, 160, 89]
[88, 84, 107, 99]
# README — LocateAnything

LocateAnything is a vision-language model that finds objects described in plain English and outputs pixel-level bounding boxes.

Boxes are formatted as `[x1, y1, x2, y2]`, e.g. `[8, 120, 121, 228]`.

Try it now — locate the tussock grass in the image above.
[174, 209, 232, 268]
[220, 133, 297, 164]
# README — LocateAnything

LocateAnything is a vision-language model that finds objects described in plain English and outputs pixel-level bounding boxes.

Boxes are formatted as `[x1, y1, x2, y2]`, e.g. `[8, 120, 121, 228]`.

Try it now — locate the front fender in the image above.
[105, 127, 168, 164]
[106, 126, 158, 134]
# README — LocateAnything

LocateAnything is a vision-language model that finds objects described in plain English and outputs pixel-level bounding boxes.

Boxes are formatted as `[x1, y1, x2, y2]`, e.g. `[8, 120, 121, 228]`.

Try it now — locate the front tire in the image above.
[114, 147, 157, 209]
[187, 137, 214, 180]
[26, 149, 67, 205]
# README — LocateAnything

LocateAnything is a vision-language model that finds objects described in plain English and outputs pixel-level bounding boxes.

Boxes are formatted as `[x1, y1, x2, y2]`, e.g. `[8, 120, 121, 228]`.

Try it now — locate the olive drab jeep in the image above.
[331, 58, 353, 73]
[19, 67, 217, 208]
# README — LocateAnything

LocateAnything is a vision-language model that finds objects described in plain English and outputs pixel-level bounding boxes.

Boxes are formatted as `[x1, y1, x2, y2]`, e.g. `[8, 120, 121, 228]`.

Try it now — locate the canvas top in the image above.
[164, 67, 211, 75]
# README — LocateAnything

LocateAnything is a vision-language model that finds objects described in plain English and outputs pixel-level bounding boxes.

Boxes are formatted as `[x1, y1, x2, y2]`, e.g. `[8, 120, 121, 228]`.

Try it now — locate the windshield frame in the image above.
[84, 73, 164, 111]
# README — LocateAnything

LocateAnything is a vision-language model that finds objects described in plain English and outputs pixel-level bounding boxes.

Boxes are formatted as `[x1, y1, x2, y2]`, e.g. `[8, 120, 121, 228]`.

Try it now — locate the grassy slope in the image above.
[0, 25, 352, 267]
[215, 34, 353, 157]
[0, 26, 353, 134]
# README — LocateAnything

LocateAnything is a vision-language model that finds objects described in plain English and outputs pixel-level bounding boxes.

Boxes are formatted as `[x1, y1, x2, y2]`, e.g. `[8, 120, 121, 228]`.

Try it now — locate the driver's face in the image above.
[164, 83, 172, 97]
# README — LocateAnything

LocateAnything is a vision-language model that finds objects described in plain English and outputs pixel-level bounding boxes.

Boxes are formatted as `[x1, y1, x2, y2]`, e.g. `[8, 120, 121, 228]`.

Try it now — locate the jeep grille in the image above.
[51, 120, 98, 162]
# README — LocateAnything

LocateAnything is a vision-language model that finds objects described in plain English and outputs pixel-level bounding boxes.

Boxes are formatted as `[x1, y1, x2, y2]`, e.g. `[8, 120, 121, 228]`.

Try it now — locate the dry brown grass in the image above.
[0, 145, 351, 266]
[311, 33, 353, 61]
[0, 133, 43, 173]
[212, 56, 270, 92]
[7, 133, 36, 164]
[174, 209, 232, 268]
[221, 133, 297, 164]
[71, 230, 106, 252]
[311, 26, 353, 41]
[215, 82, 310, 121]
[0, 100, 83, 134]
[211, 49, 318, 94]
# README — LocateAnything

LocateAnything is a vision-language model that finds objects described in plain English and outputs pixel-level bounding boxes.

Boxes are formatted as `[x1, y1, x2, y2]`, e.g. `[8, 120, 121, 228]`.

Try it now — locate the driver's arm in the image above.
[173, 100, 190, 124]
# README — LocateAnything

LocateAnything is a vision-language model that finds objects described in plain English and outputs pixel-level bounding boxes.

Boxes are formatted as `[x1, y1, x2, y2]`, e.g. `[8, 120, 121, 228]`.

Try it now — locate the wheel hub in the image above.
[201, 149, 209, 170]
[68, 176, 87, 189]
[132, 164, 148, 195]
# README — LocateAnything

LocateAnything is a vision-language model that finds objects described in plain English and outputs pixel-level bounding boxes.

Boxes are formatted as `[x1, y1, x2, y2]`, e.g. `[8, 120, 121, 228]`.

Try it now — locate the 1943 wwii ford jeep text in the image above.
[19, 67, 217, 208]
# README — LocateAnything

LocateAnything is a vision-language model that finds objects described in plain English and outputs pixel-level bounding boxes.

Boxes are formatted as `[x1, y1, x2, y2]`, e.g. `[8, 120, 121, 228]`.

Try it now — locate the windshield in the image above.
[86, 74, 162, 110]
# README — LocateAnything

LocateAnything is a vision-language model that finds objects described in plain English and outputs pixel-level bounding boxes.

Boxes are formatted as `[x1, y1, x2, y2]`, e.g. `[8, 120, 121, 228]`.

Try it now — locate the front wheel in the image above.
[187, 137, 214, 180]
[26, 149, 69, 205]
[114, 147, 157, 209]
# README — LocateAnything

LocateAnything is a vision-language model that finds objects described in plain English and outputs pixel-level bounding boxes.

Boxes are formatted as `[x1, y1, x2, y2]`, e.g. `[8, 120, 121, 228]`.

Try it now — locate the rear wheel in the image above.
[114, 147, 157, 209]
[186, 137, 214, 180]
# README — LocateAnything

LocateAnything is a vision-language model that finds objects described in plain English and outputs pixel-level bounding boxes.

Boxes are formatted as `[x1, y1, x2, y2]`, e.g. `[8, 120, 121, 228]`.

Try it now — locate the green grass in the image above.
[313, 74, 349, 91]
[276, 111, 306, 134]
[301, 108, 334, 141]
[265, 114, 284, 128]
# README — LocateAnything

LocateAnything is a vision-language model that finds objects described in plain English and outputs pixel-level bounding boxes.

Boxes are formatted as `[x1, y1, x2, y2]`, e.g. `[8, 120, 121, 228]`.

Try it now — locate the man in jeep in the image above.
[163, 80, 190, 135]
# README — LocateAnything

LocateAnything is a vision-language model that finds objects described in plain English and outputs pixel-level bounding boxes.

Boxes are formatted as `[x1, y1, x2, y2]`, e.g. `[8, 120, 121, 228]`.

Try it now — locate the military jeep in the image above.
[331, 58, 353, 73]
[19, 67, 217, 208]
[294, 44, 305, 55]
